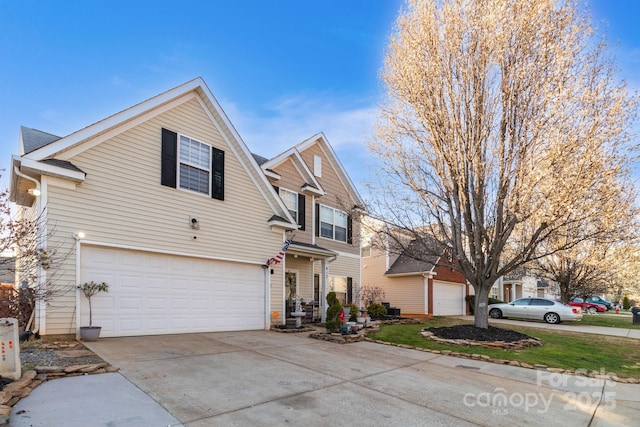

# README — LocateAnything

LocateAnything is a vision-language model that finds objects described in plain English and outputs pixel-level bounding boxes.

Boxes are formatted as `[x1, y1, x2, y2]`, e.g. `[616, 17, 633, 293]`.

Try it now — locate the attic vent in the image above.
[314, 155, 322, 177]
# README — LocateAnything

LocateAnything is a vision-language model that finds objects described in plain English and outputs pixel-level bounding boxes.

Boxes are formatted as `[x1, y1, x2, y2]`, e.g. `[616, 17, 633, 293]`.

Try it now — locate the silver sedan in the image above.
[488, 297, 583, 324]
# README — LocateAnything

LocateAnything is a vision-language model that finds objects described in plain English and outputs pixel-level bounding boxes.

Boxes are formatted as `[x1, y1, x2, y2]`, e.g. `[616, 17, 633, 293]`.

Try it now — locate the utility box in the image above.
[0, 318, 21, 380]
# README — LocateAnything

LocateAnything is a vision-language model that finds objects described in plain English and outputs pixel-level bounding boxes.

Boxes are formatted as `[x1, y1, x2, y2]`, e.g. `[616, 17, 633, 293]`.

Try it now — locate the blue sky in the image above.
[1, 0, 638, 192]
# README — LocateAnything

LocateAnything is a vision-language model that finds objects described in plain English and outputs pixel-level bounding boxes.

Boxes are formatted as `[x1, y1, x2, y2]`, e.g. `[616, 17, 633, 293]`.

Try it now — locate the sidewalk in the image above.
[458, 316, 640, 339]
[10, 373, 182, 427]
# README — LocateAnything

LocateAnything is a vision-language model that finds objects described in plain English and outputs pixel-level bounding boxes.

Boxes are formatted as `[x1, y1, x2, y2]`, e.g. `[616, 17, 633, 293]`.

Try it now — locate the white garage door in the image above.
[80, 245, 265, 337]
[433, 281, 466, 316]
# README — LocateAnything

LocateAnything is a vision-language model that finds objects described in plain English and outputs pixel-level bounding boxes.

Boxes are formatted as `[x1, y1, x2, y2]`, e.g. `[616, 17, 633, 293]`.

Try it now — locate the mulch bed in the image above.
[426, 324, 533, 342]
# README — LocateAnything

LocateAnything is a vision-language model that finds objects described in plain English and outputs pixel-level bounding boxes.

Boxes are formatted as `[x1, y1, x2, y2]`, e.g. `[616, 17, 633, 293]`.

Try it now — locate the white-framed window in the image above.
[279, 189, 298, 222]
[179, 135, 211, 195]
[320, 205, 347, 242]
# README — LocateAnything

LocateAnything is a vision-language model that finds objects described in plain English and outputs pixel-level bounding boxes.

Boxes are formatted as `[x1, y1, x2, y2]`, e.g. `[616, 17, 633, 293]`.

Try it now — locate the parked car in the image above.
[586, 296, 613, 310]
[488, 297, 583, 324]
[568, 298, 607, 314]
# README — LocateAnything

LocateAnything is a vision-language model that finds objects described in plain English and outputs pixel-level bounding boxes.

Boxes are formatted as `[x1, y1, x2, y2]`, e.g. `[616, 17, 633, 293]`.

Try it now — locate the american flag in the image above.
[267, 238, 293, 265]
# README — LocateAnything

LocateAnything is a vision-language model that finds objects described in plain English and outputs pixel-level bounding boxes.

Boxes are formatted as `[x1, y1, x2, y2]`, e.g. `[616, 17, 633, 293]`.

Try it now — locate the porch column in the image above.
[321, 258, 328, 323]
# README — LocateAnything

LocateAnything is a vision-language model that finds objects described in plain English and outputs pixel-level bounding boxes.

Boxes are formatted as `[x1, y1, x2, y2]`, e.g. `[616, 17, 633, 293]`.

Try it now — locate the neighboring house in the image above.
[490, 269, 559, 302]
[9, 77, 363, 337]
[361, 226, 469, 316]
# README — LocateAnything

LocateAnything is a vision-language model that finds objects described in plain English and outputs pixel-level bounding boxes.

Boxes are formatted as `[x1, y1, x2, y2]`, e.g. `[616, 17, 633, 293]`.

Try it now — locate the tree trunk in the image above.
[473, 285, 492, 329]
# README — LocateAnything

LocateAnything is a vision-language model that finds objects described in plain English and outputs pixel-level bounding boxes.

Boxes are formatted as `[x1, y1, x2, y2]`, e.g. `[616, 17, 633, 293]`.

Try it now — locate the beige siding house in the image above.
[362, 221, 469, 317]
[9, 78, 363, 337]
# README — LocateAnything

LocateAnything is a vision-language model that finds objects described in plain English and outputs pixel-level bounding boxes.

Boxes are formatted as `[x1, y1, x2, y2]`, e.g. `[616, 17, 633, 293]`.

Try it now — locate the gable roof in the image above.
[261, 133, 364, 206]
[260, 145, 325, 196]
[293, 133, 364, 207]
[20, 126, 62, 154]
[385, 252, 440, 276]
[385, 238, 443, 276]
[11, 78, 298, 229]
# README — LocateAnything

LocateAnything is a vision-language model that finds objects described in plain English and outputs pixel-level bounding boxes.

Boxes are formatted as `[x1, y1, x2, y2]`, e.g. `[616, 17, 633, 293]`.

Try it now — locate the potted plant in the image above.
[77, 281, 109, 341]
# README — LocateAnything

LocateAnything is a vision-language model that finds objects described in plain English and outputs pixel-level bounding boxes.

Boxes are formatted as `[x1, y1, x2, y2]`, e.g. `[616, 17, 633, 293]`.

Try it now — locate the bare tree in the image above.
[369, 0, 637, 328]
[530, 191, 639, 305]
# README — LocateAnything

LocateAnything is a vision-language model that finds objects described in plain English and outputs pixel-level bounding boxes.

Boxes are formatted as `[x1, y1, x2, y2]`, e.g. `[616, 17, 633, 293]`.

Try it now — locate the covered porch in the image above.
[283, 241, 336, 324]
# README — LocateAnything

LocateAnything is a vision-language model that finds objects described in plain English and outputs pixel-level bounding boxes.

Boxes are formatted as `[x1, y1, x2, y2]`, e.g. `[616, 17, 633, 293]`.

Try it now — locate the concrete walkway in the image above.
[457, 316, 640, 339]
[10, 331, 640, 426]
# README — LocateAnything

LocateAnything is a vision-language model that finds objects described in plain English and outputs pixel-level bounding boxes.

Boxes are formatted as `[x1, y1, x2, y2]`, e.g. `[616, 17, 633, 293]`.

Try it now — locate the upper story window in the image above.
[280, 189, 298, 223]
[179, 135, 210, 194]
[320, 205, 348, 242]
[274, 186, 305, 230]
[314, 155, 322, 177]
[161, 128, 224, 200]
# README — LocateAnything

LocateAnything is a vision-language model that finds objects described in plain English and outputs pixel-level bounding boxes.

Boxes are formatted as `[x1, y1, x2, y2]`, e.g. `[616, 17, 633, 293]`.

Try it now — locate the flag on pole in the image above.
[267, 238, 293, 265]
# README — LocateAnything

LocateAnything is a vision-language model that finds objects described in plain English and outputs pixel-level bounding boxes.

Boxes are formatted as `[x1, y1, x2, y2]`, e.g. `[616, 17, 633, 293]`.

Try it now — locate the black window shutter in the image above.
[298, 194, 306, 230]
[315, 203, 320, 237]
[161, 128, 177, 188]
[347, 277, 353, 304]
[347, 215, 353, 244]
[211, 147, 224, 200]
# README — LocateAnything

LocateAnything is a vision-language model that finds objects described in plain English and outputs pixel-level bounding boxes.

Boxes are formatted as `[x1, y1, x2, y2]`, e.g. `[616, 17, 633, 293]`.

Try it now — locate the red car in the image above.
[568, 298, 607, 314]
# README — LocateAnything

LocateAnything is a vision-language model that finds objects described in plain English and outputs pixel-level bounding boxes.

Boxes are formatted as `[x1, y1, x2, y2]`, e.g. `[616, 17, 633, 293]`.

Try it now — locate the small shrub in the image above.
[345, 304, 360, 321]
[326, 291, 343, 332]
[325, 320, 340, 332]
[623, 295, 631, 310]
[367, 303, 387, 319]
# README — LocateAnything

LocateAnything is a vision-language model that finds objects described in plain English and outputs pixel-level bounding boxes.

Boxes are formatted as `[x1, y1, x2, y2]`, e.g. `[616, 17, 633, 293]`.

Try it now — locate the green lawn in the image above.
[367, 317, 640, 378]
[578, 313, 640, 329]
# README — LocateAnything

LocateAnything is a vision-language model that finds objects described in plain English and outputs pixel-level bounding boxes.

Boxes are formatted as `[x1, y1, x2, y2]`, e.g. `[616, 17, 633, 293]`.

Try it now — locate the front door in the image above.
[285, 271, 299, 318]
[504, 284, 513, 302]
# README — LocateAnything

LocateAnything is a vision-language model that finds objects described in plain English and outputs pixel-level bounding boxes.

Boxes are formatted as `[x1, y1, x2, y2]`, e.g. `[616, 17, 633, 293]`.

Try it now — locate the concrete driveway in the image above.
[68, 330, 637, 426]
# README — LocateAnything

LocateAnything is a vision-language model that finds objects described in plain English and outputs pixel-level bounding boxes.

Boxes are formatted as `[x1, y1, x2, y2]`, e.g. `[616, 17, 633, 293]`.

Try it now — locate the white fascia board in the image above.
[301, 184, 325, 196]
[16, 156, 86, 182]
[26, 78, 205, 161]
[294, 132, 364, 207]
[314, 136, 364, 207]
[384, 271, 428, 278]
[262, 146, 298, 168]
[56, 93, 196, 161]
[192, 86, 297, 225]
[263, 169, 281, 180]
[291, 151, 324, 192]
[262, 148, 324, 195]
[268, 219, 298, 230]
